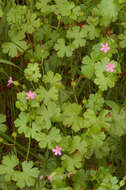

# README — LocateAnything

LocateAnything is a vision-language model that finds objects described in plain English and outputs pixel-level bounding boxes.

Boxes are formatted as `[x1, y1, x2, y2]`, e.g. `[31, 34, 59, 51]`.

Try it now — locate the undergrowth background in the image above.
[0, 0, 126, 189]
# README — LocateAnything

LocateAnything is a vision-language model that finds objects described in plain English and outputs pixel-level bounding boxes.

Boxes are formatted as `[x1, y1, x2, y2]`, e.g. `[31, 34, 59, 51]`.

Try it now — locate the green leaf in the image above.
[84, 24, 100, 40]
[7, 5, 27, 29]
[54, 39, 74, 57]
[62, 103, 84, 132]
[70, 136, 87, 156]
[86, 93, 104, 112]
[0, 114, 7, 132]
[98, 0, 120, 26]
[14, 112, 31, 137]
[106, 101, 126, 136]
[83, 109, 97, 128]
[94, 58, 120, 91]
[7, 5, 40, 33]
[36, 102, 61, 130]
[83, 108, 111, 131]
[0, 155, 19, 181]
[61, 153, 82, 173]
[0, 176, 17, 190]
[97, 175, 119, 190]
[12, 161, 39, 188]
[23, 11, 40, 34]
[84, 131, 106, 158]
[36, 127, 61, 149]
[54, 0, 75, 17]
[36, 0, 53, 15]
[2, 31, 27, 57]
[72, 169, 87, 189]
[66, 26, 87, 49]
[37, 86, 58, 105]
[43, 71, 62, 88]
[0, 6, 3, 17]
[81, 56, 95, 79]
[119, 31, 126, 48]
[24, 63, 41, 83]
[16, 91, 28, 112]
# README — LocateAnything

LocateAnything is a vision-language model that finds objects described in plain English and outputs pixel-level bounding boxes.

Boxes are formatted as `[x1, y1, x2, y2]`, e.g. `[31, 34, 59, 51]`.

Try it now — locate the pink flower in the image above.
[52, 146, 62, 156]
[40, 175, 43, 180]
[105, 62, 115, 72]
[25, 90, 35, 99]
[47, 175, 52, 182]
[7, 77, 13, 86]
[100, 43, 110, 53]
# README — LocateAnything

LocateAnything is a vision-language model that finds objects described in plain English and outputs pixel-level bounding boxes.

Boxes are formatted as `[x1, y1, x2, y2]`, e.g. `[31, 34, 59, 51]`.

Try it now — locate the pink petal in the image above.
[52, 149, 56, 152]
[7, 77, 13, 86]
[101, 43, 105, 47]
[106, 68, 110, 72]
[112, 64, 115, 68]
[105, 42, 108, 47]
[40, 175, 43, 180]
[31, 95, 35, 99]
[58, 151, 62, 155]
[100, 48, 104, 51]
[26, 96, 30, 100]
[104, 49, 108, 53]
[28, 91, 32, 94]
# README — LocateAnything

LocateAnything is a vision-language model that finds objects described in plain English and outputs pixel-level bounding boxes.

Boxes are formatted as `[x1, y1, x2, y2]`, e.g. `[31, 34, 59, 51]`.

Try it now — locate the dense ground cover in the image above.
[0, 0, 126, 189]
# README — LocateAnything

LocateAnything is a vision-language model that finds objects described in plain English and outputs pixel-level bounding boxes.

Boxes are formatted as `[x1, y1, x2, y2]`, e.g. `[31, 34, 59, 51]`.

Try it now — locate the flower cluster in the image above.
[7, 77, 13, 86]
[52, 146, 62, 156]
[100, 43, 110, 53]
[105, 62, 115, 72]
[100, 43, 116, 72]
[25, 90, 36, 100]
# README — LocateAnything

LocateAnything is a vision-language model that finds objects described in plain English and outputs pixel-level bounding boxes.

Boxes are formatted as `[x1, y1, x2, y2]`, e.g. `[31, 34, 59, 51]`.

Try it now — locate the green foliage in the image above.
[119, 31, 126, 48]
[0, 0, 126, 189]
[66, 26, 87, 48]
[0, 155, 19, 181]
[14, 112, 31, 137]
[61, 153, 82, 173]
[86, 93, 104, 112]
[94, 58, 120, 91]
[43, 71, 62, 88]
[96, 0, 120, 26]
[2, 31, 27, 57]
[0, 6, 3, 17]
[81, 56, 95, 79]
[12, 161, 39, 188]
[61, 103, 84, 132]
[36, 127, 61, 149]
[7, 5, 40, 33]
[54, 39, 74, 57]
[24, 63, 41, 83]
[0, 114, 7, 132]
[105, 101, 126, 136]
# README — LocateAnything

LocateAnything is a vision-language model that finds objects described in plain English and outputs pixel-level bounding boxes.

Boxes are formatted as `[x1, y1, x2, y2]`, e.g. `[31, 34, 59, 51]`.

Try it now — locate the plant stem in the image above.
[57, 19, 60, 30]
[26, 136, 31, 161]
[73, 86, 78, 104]
[0, 132, 38, 159]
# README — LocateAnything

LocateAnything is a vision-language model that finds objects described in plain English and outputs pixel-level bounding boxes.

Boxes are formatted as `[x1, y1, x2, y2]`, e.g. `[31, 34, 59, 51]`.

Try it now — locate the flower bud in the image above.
[13, 81, 19, 86]
[12, 132, 17, 138]
[57, 15, 61, 21]
[71, 81, 76, 87]
[82, 98, 87, 104]
[0, 137, 3, 143]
